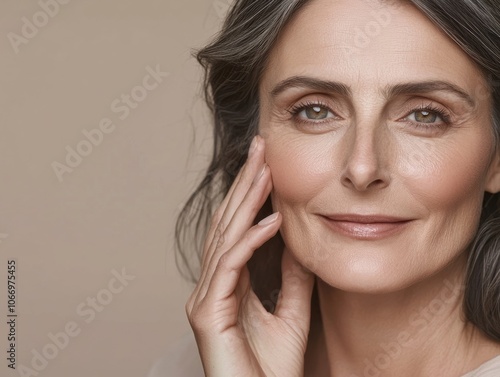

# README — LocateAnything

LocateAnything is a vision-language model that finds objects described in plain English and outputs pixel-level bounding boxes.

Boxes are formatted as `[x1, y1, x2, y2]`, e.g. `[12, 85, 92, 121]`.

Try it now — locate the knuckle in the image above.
[217, 252, 231, 269]
[241, 227, 259, 248]
[214, 223, 226, 249]
[188, 306, 210, 332]
[206, 210, 223, 238]
[186, 302, 199, 326]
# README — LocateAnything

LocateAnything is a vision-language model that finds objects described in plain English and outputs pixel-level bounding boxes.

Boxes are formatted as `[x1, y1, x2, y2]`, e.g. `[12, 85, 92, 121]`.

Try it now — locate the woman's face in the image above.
[259, 0, 499, 292]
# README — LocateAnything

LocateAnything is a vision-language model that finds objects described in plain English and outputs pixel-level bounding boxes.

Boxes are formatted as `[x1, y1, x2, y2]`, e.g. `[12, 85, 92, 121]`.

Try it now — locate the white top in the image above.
[148, 332, 500, 377]
[462, 356, 500, 377]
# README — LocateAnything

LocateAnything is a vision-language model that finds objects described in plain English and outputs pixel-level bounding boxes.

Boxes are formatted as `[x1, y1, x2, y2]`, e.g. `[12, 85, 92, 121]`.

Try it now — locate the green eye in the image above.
[408, 109, 444, 124]
[304, 106, 330, 120]
[292, 104, 335, 121]
[288, 101, 341, 133]
[413, 110, 439, 123]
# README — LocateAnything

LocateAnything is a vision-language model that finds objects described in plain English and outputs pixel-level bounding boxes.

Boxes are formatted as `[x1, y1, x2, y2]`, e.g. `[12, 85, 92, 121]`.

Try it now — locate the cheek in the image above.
[397, 136, 491, 215]
[264, 135, 336, 207]
[264, 135, 334, 270]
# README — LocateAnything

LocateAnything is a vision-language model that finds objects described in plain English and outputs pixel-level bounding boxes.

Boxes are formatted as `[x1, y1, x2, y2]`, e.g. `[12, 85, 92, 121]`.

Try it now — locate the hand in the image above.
[185, 135, 316, 377]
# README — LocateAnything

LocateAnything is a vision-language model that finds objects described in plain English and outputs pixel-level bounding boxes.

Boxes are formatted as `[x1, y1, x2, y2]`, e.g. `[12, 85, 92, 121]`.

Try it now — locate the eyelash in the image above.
[402, 104, 451, 130]
[287, 101, 452, 131]
[287, 100, 338, 125]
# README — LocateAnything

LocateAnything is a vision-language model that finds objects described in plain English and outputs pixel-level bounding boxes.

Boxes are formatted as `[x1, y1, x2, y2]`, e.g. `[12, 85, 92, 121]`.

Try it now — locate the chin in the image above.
[316, 265, 413, 294]
[290, 240, 434, 295]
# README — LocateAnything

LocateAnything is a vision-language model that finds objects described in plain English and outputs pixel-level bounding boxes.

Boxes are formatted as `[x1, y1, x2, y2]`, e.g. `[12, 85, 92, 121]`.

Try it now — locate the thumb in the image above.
[274, 247, 315, 325]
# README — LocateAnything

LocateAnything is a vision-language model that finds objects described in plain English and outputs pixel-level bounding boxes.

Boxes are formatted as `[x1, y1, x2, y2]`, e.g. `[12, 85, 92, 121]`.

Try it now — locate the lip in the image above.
[320, 214, 413, 240]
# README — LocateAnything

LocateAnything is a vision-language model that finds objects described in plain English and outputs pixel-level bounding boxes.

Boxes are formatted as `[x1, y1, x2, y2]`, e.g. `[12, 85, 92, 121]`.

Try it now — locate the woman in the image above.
[177, 0, 500, 375]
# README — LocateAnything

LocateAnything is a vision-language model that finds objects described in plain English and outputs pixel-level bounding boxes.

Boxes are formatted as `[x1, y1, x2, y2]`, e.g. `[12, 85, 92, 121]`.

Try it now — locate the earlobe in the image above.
[485, 150, 500, 193]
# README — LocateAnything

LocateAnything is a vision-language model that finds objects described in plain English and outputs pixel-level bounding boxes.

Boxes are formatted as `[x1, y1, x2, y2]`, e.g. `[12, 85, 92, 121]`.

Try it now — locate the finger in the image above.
[200, 138, 268, 287]
[197, 166, 273, 301]
[187, 213, 278, 322]
[200, 165, 244, 268]
[203, 212, 282, 303]
[205, 164, 272, 278]
[201, 135, 262, 268]
[201, 153, 246, 255]
[220, 164, 272, 249]
[191, 136, 267, 313]
[274, 248, 315, 331]
[218, 136, 265, 228]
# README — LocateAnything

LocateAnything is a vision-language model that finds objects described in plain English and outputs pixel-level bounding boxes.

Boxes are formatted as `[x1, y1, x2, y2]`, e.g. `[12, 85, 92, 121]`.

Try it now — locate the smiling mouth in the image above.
[320, 214, 413, 240]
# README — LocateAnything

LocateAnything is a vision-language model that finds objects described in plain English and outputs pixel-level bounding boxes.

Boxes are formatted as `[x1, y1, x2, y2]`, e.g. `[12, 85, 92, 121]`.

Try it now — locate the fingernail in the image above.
[248, 136, 258, 158]
[253, 164, 267, 184]
[258, 212, 279, 226]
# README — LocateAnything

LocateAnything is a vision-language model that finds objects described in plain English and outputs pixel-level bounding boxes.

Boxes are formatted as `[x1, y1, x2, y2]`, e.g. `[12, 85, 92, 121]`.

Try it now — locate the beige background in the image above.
[0, 0, 230, 376]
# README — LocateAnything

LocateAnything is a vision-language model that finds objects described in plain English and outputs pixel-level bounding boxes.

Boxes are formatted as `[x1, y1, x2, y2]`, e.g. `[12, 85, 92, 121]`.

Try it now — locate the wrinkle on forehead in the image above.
[260, 0, 487, 103]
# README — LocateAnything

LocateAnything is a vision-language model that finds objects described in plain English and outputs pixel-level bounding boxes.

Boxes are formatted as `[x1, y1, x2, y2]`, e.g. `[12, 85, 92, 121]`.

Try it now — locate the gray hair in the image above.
[176, 0, 500, 341]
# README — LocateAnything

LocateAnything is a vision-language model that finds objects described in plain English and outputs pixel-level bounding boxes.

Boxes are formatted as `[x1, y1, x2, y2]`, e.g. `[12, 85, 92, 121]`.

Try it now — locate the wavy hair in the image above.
[175, 0, 500, 341]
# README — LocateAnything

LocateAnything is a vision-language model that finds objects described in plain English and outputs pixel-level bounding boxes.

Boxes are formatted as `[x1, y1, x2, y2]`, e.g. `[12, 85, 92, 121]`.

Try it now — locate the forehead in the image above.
[261, 0, 486, 96]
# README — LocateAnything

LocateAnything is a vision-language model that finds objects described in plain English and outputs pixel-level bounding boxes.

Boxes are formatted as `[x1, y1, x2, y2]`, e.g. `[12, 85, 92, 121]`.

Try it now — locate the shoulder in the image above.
[462, 356, 500, 377]
[147, 332, 204, 377]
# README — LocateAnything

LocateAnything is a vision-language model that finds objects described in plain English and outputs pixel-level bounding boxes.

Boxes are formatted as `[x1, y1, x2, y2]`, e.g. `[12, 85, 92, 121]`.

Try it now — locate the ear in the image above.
[485, 150, 500, 193]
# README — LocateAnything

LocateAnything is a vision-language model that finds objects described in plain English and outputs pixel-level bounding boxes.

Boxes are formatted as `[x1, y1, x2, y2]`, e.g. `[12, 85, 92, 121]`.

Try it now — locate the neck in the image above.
[310, 255, 500, 377]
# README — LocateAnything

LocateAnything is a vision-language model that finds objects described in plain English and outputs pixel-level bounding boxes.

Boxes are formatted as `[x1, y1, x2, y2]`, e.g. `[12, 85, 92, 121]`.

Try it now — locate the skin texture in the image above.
[259, 0, 500, 375]
[187, 0, 500, 376]
[260, 0, 497, 292]
[186, 137, 316, 377]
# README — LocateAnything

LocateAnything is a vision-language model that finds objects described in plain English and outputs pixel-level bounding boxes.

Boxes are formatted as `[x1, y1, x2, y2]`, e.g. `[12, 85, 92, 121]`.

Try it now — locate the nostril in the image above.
[341, 172, 389, 191]
[340, 134, 391, 191]
[370, 179, 386, 187]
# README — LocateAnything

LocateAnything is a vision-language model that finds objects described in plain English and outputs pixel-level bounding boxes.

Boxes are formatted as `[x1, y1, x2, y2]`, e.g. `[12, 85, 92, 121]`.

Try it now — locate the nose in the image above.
[340, 124, 390, 191]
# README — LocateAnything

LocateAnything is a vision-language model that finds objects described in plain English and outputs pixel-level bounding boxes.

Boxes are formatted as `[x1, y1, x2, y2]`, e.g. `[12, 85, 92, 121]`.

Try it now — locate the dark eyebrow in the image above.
[270, 76, 351, 98]
[270, 76, 476, 107]
[386, 81, 476, 107]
